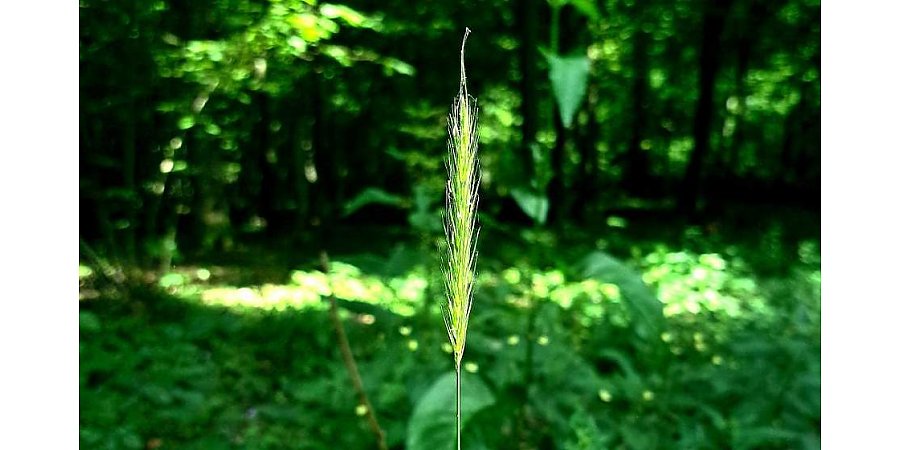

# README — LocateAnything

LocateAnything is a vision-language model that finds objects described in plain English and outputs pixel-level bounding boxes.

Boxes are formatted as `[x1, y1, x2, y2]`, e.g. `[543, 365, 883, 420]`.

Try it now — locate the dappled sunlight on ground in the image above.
[153, 261, 429, 317]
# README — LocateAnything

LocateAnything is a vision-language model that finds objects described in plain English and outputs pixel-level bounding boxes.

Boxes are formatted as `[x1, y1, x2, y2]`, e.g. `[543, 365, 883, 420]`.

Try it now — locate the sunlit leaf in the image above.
[320, 4, 369, 28]
[289, 13, 334, 42]
[79, 264, 94, 279]
[288, 36, 307, 54]
[159, 273, 186, 288]
[606, 215, 627, 228]
[547, 53, 590, 128]
[384, 58, 416, 76]
[177, 116, 195, 130]
[510, 187, 549, 225]
[322, 45, 352, 66]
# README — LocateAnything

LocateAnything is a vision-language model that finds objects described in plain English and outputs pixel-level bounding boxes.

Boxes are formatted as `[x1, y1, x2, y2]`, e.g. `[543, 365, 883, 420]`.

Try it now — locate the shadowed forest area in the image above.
[79, 0, 820, 448]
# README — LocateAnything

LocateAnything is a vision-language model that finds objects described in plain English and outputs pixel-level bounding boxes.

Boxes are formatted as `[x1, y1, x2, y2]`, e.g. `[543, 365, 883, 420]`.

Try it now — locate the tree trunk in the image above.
[573, 79, 599, 222]
[548, 108, 568, 224]
[624, 25, 651, 196]
[310, 73, 336, 232]
[517, 0, 539, 180]
[547, 5, 579, 224]
[679, 0, 732, 215]
[122, 98, 137, 264]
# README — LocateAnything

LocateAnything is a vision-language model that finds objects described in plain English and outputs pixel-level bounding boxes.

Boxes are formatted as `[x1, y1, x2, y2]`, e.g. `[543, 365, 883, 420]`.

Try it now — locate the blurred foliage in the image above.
[80, 0, 819, 447]
[80, 0, 819, 261]
[80, 215, 820, 449]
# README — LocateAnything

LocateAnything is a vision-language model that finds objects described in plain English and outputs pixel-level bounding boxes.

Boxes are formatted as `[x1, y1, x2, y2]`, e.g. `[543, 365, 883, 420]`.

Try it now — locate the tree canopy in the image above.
[80, 0, 820, 262]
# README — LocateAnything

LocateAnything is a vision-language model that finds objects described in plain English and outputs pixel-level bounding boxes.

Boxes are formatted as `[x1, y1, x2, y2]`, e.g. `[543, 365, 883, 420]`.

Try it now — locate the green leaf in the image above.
[621, 425, 659, 449]
[562, 408, 609, 450]
[383, 57, 416, 76]
[732, 426, 801, 450]
[79, 264, 94, 279]
[177, 116, 195, 130]
[407, 372, 495, 450]
[289, 13, 334, 42]
[547, 0, 567, 9]
[408, 184, 440, 232]
[577, 251, 664, 342]
[320, 4, 370, 28]
[510, 187, 549, 225]
[342, 187, 406, 216]
[80, 312, 102, 333]
[287, 35, 307, 54]
[568, 0, 600, 22]
[322, 45, 352, 66]
[547, 53, 590, 128]
[159, 272, 186, 288]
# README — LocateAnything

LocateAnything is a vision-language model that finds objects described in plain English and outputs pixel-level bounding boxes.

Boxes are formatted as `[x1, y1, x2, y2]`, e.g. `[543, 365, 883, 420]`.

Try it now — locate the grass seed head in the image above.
[443, 28, 480, 370]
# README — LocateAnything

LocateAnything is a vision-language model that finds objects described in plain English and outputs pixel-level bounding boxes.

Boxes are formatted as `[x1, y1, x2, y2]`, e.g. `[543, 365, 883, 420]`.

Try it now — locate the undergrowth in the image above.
[80, 216, 820, 449]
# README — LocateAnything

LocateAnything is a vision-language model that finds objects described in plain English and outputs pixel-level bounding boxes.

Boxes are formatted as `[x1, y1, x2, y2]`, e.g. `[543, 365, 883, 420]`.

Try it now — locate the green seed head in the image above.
[443, 28, 480, 370]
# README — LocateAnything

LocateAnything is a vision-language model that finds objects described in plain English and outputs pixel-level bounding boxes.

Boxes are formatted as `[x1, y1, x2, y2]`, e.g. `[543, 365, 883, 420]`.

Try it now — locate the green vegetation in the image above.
[80, 0, 820, 448]
[80, 216, 819, 449]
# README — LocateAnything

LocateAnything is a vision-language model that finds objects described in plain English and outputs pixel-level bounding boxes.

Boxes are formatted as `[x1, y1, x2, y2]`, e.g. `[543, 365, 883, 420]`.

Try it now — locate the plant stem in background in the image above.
[442, 28, 480, 450]
[319, 251, 388, 450]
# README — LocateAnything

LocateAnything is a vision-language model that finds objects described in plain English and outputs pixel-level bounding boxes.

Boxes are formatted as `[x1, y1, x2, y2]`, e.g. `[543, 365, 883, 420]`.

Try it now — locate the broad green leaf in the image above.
[407, 372, 495, 450]
[510, 187, 549, 225]
[577, 251, 664, 342]
[342, 187, 406, 216]
[547, 53, 590, 128]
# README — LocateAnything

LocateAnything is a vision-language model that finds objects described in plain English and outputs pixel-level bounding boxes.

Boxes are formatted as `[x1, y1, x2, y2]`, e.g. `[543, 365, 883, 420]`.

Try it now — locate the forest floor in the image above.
[80, 206, 821, 449]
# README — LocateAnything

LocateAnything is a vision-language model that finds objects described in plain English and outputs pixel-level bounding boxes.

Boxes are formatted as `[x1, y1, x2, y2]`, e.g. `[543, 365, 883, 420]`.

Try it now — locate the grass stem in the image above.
[319, 251, 388, 450]
[456, 365, 462, 450]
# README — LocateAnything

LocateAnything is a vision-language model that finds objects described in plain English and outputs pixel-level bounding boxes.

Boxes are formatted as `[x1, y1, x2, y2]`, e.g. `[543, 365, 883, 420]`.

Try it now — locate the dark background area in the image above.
[79, 0, 820, 448]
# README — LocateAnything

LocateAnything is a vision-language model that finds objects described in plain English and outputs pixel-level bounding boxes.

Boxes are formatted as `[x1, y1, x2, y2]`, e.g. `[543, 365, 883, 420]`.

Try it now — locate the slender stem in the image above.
[320, 251, 388, 450]
[550, 6, 560, 54]
[456, 365, 462, 450]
